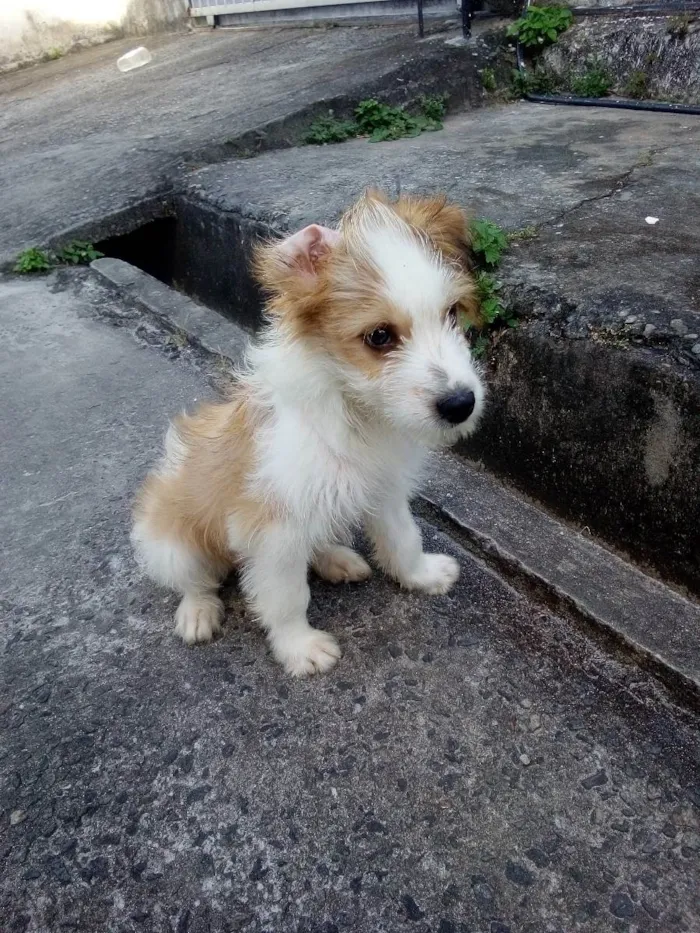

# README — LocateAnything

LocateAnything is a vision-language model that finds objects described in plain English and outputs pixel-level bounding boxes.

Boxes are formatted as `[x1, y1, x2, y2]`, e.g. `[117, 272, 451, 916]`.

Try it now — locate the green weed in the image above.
[304, 113, 358, 145]
[471, 219, 509, 267]
[464, 219, 518, 354]
[480, 67, 497, 92]
[13, 247, 54, 274]
[506, 5, 573, 49]
[480, 68, 497, 92]
[570, 61, 613, 98]
[667, 13, 692, 39]
[625, 70, 649, 99]
[13, 240, 103, 274]
[304, 95, 447, 146]
[470, 334, 491, 359]
[507, 225, 539, 242]
[475, 271, 512, 326]
[510, 65, 561, 97]
[418, 93, 448, 123]
[55, 241, 104, 265]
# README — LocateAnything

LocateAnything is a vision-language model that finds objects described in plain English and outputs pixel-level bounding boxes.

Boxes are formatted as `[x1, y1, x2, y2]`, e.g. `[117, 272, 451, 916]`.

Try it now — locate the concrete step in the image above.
[82, 102, 700, 596]
[91, 257, 700, 709]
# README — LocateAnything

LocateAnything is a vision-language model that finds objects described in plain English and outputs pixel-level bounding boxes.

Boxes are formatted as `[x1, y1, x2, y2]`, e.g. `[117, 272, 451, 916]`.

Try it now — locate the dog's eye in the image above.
[365, 326, 396, 350]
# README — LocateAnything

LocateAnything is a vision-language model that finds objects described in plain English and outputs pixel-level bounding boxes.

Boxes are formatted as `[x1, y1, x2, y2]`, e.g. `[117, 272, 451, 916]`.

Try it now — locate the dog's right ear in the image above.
[254, 224, 340, 296]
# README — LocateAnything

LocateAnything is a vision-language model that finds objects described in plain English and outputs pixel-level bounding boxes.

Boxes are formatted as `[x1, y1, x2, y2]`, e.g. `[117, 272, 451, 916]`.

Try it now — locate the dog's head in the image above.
[254, 191, 485, 448]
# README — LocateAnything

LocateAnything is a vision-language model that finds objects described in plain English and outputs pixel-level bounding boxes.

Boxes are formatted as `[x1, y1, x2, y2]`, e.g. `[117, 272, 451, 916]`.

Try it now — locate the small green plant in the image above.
[355, 99, 420, 141]
[465, 220, 518, 351]
[570, 61, 613, 98]
[471, 219, 509, 267]
[418, 93, 448, 123]
[510, 65, 560, 97]
[304, 96, 447, 146]
[667, 13, 692, 39]
[625, 70, 649, 99]
[304, 113, 358, 145]
[43, 46, 64, 62]
[507, 5, 573, 49]
[56, 240, 104, 265]
[470, 333, 490, 359]
[13, 247, 54, 274]
[475, 271, 512, 326]
[13, 240, 103, 274]
[480, 67, 497, 92]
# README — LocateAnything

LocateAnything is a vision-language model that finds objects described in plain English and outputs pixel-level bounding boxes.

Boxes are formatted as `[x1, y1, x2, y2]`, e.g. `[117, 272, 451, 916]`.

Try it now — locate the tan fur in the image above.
[253, 190, 478, 376]
[134, 190, 480, 606]
[133, 394, 273, 573]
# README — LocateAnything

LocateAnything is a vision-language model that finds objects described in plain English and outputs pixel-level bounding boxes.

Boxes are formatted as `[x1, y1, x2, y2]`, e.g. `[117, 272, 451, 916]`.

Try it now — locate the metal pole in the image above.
[417, 0, 424, 38]
[461, 0, 472, 38]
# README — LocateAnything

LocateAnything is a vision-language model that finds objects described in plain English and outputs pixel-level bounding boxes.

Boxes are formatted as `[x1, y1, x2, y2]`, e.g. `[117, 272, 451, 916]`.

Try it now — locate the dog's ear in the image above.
[254, 224, 341, 295]
[392, 195, 472, 269]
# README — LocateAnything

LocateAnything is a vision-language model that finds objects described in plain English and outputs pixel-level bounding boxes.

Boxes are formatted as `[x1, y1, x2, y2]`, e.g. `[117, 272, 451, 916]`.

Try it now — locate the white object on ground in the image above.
[117, 47, 152, 73]
[645, 216, 659, 225]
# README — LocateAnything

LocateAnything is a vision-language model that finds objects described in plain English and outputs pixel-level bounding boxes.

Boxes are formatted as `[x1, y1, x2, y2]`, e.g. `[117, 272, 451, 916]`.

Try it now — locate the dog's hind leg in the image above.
[132, 520, 228, 644]
[312, 545, 372, 584]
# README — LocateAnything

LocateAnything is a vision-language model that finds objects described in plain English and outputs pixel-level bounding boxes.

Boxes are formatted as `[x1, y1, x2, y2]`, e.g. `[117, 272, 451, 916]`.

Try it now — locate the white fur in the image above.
[341, 203, 486, 448]
[135, 203, 484, 676]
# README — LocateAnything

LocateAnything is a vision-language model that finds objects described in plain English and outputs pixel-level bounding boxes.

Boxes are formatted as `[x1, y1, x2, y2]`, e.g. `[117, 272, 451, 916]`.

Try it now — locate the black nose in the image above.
[436, 389, 476, 425]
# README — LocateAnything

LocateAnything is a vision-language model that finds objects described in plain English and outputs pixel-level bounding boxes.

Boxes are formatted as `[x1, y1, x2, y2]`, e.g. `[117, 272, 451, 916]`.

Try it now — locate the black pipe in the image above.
[526, 94, 700, 115]
[515, 0, 700, 117]
[417, 0, 424, 37]
[571, 2, 700, 12]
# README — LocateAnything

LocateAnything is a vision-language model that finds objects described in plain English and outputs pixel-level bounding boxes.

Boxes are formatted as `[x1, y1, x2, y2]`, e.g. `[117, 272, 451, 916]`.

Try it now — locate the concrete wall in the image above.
[0, 0, 187, 72]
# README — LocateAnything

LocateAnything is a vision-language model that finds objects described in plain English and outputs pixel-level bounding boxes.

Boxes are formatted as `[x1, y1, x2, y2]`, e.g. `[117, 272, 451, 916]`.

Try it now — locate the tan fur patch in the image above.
[133, 393, 278, 570]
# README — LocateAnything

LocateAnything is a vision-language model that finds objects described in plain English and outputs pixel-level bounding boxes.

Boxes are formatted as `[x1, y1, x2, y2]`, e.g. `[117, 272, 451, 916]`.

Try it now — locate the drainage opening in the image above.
[96, 217, 177, 287]
[95, 200, 271, 332]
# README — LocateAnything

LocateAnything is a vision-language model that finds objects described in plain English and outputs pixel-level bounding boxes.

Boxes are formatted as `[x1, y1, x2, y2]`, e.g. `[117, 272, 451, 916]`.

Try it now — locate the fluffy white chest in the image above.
[251, 403, 425, 544]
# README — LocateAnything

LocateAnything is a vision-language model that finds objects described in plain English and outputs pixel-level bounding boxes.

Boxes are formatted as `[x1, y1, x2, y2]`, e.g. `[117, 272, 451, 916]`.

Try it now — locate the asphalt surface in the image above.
[1, 24, 699, 933]
[1, 271, 699, 932]
[0, 23, 481, 265]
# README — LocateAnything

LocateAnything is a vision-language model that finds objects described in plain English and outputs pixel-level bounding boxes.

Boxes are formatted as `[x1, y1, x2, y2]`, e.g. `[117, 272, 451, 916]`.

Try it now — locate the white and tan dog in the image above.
[132, 191, 485, 676]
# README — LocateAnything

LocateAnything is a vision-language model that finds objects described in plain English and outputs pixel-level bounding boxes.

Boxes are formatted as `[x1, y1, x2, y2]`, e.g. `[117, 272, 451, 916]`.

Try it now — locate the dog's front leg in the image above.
[240, 523, 341, 677]
[366, 497, 459, 595]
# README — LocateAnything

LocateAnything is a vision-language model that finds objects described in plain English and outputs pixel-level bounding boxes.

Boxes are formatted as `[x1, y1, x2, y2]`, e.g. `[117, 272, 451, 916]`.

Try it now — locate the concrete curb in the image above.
[91, 257, 249, 365]
[91, 258, 700, 708]
[419, 456, 700, 708]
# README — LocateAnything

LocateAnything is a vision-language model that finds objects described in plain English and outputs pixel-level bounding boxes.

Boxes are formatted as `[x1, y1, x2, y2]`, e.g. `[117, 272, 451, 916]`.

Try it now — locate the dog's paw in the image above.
[175, 594, 224, 644]
[402, 553, 460, 596]
[314, 546, 372, 584]
[273, 628, 342, 677]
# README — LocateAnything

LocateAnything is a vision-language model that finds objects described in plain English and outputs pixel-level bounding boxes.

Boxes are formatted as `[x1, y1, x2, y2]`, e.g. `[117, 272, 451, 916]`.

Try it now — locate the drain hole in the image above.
[94, 203, 269, 332]
[96, 217, 177, 287]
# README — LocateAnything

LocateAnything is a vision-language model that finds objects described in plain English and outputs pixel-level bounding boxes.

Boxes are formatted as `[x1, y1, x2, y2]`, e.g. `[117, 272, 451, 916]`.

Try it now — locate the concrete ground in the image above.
[2, 271, 699, 932]
[2, 22, 700, 933]
[0, 22, 491, 266]
[188, 103, 700, 348]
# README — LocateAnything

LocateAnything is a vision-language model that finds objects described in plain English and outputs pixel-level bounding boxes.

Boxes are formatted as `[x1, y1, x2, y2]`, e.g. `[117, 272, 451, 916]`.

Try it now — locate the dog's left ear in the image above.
[392, 195, 472, 269]
[254, 224, 341, 295]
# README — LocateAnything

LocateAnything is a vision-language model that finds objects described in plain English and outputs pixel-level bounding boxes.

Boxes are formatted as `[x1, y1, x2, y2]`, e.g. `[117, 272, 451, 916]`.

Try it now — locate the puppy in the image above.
[132, 191, 485, 676]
